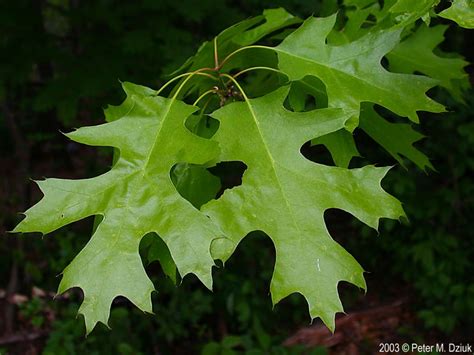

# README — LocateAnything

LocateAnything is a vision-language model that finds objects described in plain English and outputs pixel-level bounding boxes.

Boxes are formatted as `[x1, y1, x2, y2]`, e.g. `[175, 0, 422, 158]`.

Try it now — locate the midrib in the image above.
[243, 100, 303, 239]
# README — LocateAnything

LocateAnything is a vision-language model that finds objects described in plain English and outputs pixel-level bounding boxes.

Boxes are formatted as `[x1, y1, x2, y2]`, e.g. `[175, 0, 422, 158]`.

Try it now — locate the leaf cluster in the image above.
[13, 1, 471, 334]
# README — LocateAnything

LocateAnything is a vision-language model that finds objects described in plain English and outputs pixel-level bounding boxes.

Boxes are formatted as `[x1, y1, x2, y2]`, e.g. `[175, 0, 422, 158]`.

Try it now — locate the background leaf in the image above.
[275, 14, 445, 126]
[439, 0, 474, 29]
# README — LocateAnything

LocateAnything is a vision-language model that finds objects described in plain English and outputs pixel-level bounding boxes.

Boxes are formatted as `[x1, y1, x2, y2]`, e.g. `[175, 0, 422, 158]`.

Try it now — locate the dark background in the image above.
[1, 0, 473, 354]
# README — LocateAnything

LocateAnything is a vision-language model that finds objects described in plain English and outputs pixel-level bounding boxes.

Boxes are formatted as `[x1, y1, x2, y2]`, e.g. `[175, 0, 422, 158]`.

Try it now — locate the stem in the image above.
[172, 71, 207, 100]
[233, 66, 285, 79]
[193, 89, 216, 106]
[219, 45, 276, 70]
[214, 37, 219, 69]
[156, 69, 217, 97]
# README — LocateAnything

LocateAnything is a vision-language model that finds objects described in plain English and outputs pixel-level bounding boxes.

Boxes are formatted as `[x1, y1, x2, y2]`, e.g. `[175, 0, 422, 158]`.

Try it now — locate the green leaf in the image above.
[312, 130, 360, 168]
[287, 78, 359, 168]
[329, 1, 381, 44]
[344, 0, 376, 6]
[438, 0, 474, 29]
[389, 0, 439, 25]
[274, 15, 445, 126]
[359, 104, 432, 170]
[170, 113, 221, 209]
[104, 82, 156, 122]
[233, 8, 301, 46]
[171, 163, 220, 209]
[386, 24, 469, 101]
[14, 82, 223, 333]
[141, 233, 177, 283]
[147, 236, 177, 284]
[288, 77, 328, 112]
[203, 88, 405, 330]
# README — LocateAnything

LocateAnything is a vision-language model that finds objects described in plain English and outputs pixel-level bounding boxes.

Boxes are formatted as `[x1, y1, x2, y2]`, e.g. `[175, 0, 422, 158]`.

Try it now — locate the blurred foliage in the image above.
[0, 0, 330, 125]
[0, 0, 472, 353]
